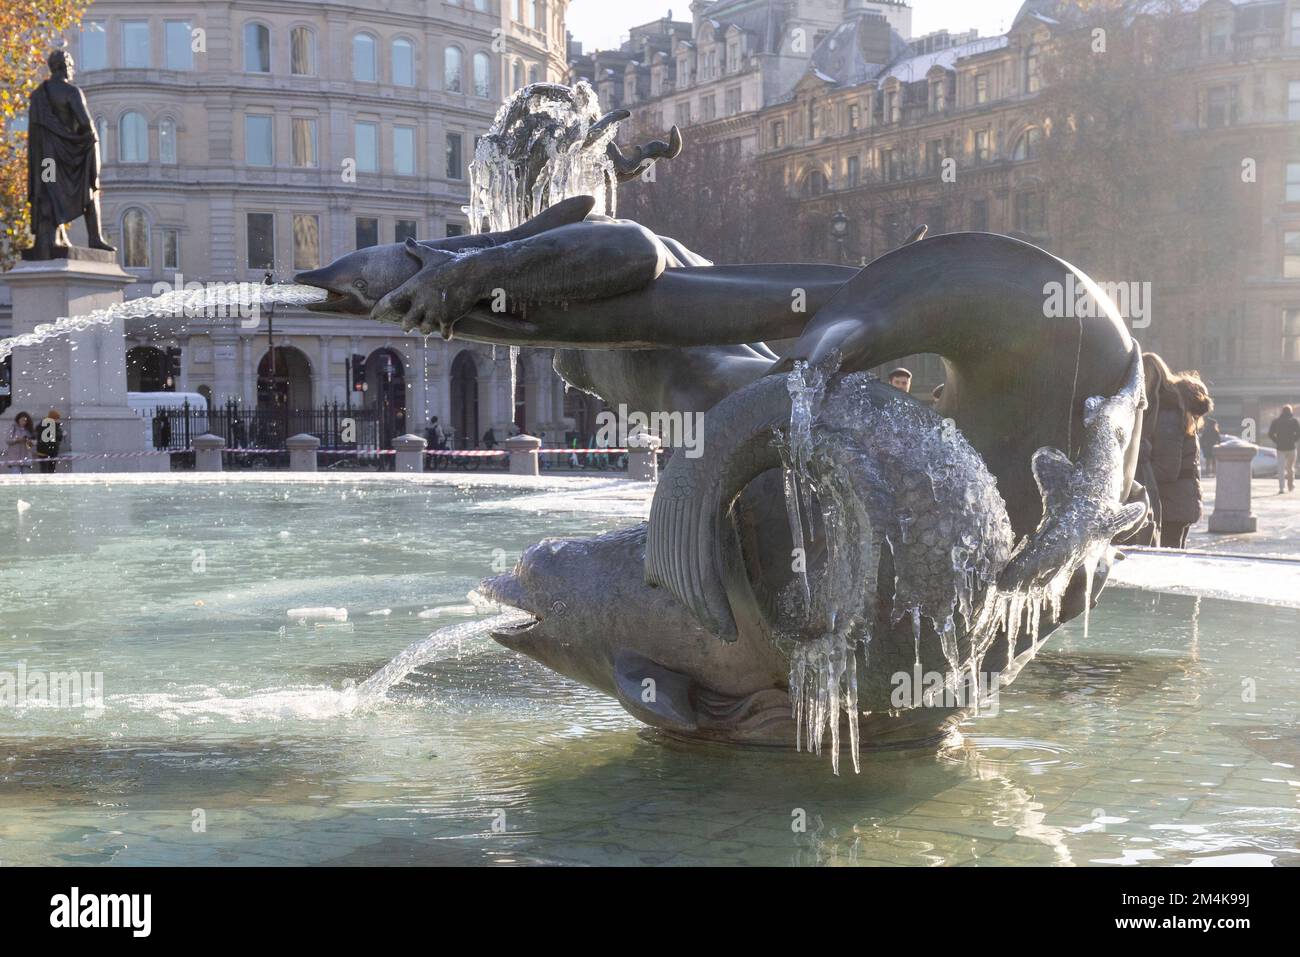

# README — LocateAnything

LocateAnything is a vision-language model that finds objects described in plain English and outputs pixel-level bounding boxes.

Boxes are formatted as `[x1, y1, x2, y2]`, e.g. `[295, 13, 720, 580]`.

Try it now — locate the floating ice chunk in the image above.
[288, 607, 348, 622]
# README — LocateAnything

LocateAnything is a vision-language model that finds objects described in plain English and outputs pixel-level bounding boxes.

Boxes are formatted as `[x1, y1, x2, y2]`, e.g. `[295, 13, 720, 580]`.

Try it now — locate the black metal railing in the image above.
[153, 400, 381, 452]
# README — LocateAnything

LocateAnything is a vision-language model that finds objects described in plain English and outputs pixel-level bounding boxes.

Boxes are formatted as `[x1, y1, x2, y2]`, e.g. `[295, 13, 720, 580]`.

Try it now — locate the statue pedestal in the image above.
[2, 256, 154, 473]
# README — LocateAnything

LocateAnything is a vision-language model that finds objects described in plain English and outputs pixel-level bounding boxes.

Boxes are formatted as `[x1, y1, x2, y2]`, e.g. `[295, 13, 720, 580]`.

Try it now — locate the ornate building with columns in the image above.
[1, 0, 575, 447]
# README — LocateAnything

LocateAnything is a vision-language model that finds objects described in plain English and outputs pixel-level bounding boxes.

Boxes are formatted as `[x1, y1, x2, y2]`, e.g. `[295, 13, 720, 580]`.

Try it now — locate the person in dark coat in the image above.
[1267, 405, 1300, 493]
[1198, 416, 1221, 477]
[1148, 356, 1214, 548]
[34, 409, 63, 473]
[1120, 353, 1167, 547]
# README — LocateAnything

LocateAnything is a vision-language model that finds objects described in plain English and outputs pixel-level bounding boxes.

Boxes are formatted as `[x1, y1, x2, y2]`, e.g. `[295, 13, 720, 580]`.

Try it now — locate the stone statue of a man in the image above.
[26, 49, 115, 259]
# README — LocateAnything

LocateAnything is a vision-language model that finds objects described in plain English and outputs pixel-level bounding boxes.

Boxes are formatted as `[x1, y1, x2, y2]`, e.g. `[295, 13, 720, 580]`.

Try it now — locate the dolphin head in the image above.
[295, 242, 451, 315]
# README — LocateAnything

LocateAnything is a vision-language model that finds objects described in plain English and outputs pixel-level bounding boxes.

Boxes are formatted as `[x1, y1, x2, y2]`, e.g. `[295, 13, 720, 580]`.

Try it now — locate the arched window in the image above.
[119, 111, 148, 162]
[1012, 127, 1042, 161]
[444, 46, 462, 93]
[803, 169, 826, 197]
[159, 118, 177, 164]
[353, 33, 377, 82]
[392, 38, 415, 86]
[244, 22, 270, 73]
[122, 208, 149, 267]
[512, 59, 524, 91]
[528, 63, 540, 85]
[291, 26, 315, 76]
[473, 51, 491, 98]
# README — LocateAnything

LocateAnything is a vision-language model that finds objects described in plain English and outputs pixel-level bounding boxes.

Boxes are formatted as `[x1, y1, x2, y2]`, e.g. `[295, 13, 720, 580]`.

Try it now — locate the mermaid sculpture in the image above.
[297, 83, 1148, 772]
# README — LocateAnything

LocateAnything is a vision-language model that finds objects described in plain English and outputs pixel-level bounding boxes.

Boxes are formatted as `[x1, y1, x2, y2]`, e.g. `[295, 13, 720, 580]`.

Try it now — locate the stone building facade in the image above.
[2, 0, 575, 448]
[586, 0, 1300, 432]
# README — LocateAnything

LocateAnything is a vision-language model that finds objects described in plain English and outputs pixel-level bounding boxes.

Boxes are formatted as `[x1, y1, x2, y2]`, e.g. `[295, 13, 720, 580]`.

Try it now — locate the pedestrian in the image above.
[482, 426, 497, 449]
[1267, 404, 1300, 494]
[426, 416, 448, 451]
[34, 409, 63, 473]
[1120, 354, 1167, 547]
[3, 411, 35, 474]
[888, 368, 912, 393]
[1149, 356, 1214, 548]
[1199, 415, 1221, 477]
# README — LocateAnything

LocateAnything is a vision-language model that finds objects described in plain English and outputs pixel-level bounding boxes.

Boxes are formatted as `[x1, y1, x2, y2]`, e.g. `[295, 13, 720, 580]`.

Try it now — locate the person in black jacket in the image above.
[1147, 356, 1214, 548]
[1267, 405, 1300, 493]
[34, 409, 63, 474]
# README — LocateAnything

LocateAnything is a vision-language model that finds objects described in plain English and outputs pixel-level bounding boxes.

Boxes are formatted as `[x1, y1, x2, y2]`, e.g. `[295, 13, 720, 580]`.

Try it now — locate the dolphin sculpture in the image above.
[296, 83, 1151, 772]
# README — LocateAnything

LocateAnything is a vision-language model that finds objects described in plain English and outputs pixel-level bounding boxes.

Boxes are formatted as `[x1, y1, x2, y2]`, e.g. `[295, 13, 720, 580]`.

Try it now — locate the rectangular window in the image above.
[293, 214, 320, 270]
[676, 101, 691, 126]
[395, 220, 417, 243]
[1206, 85, 1238, 128]
[81, 21, 107, 71]
[1015, 193, 1045, 234]
[356, 217, 379, 249]
[245, 115, 274, 166]
[726, 87, 741, 116]
[702, 96, 716, 121]
[446, 223, 465, 237]
[970, 199, 988, 232]
[771, 120, 785, 148]
[975, 73, 989, 104]
[164, 21, 193, 70]
[926, 139, 943, 174]
[974, 129, 990, 164]
[161, 228, 180, 270]
[291, 118, 317, 168]
[1285, 308, 1300, 361]
[1285, 231, 1300, 278]
[846, 155, 859, 188]
[1288, 162, 1300, 203]
[122, 20, 150, 68]
[394, 125, 416, 175]
[848, 103, 860, 130]
[247, 213, 274, 270]
[1293, 11, 1300, 47]
[885, 90, 898, 123]
[292, 27, 315, 75]
[446, 132, 463, 179]
[355, 121, 379, 173]
[1290, 81, 1300, 122]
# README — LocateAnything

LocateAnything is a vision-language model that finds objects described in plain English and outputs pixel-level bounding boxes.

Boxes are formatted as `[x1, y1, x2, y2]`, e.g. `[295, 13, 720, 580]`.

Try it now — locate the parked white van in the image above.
[127, 392, 209, 450]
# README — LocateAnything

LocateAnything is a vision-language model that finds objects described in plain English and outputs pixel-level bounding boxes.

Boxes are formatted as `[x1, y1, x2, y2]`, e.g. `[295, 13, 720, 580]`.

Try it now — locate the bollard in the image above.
[1207, 438, 1257, 533]
[393, 433, 428, 473]
[502, 433, 542, 476]
[192, 433, 225, 473]
[286, 433, 321, 472]
[626, 430, 662, 482]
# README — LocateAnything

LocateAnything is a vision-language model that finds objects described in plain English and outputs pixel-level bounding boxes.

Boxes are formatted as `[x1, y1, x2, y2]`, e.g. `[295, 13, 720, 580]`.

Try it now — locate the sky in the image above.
[567, 0, 1030, 53]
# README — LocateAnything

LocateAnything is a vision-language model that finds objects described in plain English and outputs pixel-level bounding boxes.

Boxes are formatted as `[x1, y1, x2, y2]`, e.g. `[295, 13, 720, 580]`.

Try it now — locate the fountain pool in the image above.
[0, 478, 1296, 866]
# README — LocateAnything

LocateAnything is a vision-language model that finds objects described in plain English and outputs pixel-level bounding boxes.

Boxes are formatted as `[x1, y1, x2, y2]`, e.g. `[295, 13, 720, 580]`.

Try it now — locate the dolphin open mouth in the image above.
[293, 269, 369, 315]
[476, 574, 542, 646]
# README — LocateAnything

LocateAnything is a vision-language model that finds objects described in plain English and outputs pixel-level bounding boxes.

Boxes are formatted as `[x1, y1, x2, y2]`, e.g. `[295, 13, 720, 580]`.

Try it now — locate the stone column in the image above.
[2, 255, 151, 472]
[193, 433, 225, 472]
[626, 431, 662, 482]
[210, 330, 240, 404]
[503, 432, 541, 475]
[286, 433, 321, 471]
[1207, 439, 1258, 534]
[393, 433, 427, 472]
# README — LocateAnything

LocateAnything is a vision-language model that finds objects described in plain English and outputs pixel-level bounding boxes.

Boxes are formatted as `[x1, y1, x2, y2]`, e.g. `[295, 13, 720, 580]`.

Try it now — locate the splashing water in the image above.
[466, 81, 622, 421]
[0, 283, 326, 362]
[356, 610, 533, 701]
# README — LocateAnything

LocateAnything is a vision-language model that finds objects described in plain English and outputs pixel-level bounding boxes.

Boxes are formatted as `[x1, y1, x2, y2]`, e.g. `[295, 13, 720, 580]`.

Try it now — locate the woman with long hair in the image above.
[1146, 353, 1214, 548]
[3, 410, 35, 474]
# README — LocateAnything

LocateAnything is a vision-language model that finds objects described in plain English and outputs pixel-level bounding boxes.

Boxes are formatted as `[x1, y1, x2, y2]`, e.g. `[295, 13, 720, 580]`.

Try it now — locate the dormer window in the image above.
[727, 39, 740, 73]
[929, 78, 946, 111]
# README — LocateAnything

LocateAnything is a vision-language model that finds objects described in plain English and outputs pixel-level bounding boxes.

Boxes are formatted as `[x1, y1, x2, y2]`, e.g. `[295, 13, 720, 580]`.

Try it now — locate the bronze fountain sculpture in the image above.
[298, 83, 1148, 773]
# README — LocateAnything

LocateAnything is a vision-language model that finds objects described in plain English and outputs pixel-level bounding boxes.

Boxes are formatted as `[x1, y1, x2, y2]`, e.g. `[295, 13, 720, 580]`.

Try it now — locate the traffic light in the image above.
[166, 347, 182, 390]
[351, 354, 367, 392]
